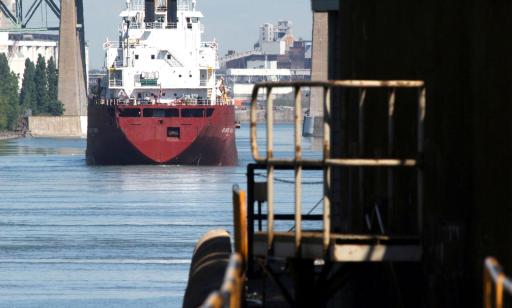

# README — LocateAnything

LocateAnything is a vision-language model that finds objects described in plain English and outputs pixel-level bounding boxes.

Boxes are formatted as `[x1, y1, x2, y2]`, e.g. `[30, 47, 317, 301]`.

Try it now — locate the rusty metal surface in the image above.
[249, 80, 426, 256]
[232, 186, 248, 265]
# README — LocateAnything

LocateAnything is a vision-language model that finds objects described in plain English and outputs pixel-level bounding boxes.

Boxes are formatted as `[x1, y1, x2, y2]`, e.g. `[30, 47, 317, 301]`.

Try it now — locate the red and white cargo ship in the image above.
[86, 0, 237, 165]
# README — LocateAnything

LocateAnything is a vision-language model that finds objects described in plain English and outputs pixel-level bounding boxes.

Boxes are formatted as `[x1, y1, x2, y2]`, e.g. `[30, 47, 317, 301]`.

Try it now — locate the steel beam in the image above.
[0, 0, 16, 24]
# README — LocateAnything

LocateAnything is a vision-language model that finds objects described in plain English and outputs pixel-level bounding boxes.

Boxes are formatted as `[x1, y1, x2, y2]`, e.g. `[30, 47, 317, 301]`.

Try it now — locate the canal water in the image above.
[0, 124, 322, 307]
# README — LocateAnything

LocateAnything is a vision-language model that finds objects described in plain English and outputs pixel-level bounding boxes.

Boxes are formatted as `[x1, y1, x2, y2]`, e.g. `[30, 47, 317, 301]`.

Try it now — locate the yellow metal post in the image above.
[233, 187, 248, 265]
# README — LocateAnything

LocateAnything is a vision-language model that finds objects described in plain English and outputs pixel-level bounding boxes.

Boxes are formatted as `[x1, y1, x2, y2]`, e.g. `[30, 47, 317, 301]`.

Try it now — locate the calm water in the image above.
[0, 124, 322, 307]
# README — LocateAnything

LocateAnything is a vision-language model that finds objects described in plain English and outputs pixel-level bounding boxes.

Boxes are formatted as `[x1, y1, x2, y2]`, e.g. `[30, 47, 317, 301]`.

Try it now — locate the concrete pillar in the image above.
[303, 12, 328, 137]
[58, 0, 87, 116]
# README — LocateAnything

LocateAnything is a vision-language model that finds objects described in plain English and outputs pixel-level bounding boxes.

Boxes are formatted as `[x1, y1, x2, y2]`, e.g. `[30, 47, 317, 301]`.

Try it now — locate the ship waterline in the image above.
[0, 124, 322, 307]
[86, 103, 238, 165]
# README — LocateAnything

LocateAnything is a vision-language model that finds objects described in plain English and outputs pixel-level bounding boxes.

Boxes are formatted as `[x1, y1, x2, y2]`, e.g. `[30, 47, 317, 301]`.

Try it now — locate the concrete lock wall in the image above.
[28, 116, 87, 137]
[235, 109, 297, 123]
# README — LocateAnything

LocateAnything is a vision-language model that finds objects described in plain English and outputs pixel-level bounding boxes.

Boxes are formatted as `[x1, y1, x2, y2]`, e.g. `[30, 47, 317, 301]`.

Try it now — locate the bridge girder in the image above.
[0, 0, 88, 117]
[0, 0, 61, 32]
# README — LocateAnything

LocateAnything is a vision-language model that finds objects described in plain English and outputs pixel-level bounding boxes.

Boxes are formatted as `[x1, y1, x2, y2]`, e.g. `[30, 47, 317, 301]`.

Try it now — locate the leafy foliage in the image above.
[20, 58, 36, 113]
[46, 57, 64, 116]
[0, 54, 20, 130]
[19, 56, 64, 117]
[34, 55, 49, 113]
[0, 54, 65, 131]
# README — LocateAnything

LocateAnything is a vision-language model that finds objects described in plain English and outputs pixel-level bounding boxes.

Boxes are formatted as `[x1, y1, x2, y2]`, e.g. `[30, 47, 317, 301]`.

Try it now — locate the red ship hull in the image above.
[86, 103, 238, 165]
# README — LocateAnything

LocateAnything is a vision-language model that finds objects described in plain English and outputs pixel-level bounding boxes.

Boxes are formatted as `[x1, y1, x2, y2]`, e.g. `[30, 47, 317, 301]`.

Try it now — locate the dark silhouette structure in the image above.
[313, 0, 512, 306]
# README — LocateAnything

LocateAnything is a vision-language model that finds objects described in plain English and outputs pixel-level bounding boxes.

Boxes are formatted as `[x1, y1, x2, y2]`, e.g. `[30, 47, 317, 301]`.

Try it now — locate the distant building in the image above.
[0, 0, 15, 29]
[0, 32, 90, 90]
[276, 20, 292, 39]
[0, 33, 59, 81]
[219, 19, 311, 100]
[255, 20, 295, 55]
[259, 23, 275, 43]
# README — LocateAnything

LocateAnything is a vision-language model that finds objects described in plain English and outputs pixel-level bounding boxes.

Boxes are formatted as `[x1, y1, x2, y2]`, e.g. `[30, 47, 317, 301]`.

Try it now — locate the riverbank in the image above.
[0, 131, 21, 141]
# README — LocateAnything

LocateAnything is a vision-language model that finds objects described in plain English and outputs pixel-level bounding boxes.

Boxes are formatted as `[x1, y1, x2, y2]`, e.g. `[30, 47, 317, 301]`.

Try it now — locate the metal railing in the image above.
[200, 253, 245, 308]
[484, 257, 512, 308]
[202, 41, 218, 48]
[103, 41, 122, 49]
[166, 22, 178, 29]
[177, 2, 192, 11]
[145, 22, 164, 29]
[129, 22, 142, 29]
[250, 80, 426, 253]
[109, 79, 123, 87]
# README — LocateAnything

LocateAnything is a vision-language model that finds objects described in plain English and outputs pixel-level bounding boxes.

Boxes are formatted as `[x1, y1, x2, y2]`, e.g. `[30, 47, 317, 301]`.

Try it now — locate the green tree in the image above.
[34, 54, 48, 114]
[47, 57, 57, 101]
[20, 58, 37, 113]
[46, 56, 64, 115]
[0, 94, 7, 130]
[0, 54, 20, 130]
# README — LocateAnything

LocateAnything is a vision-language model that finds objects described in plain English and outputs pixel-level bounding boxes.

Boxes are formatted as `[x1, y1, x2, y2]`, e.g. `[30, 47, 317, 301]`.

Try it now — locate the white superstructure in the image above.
[104, 0, 219, 104]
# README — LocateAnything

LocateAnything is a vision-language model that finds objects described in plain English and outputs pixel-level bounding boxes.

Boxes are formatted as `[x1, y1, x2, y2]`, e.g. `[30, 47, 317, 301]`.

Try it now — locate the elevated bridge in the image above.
[0, 0, 87, 117]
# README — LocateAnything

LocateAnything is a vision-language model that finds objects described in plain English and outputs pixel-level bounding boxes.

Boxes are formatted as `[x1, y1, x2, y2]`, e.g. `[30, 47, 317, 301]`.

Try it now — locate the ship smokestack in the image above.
[144, 0, 155, 22]
[167, 0, 177, 24]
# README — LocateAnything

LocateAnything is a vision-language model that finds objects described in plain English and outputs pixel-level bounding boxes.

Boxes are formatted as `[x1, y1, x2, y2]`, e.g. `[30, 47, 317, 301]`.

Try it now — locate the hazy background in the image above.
[83, 0, 313, 69]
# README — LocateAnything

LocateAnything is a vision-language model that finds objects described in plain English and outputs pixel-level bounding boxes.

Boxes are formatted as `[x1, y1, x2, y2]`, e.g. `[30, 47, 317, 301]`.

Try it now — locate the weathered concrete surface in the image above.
[236, 108, 297, 123]
[58, 0, 87, 116]
[236, 108, 302, 123]
[28, 116, 87, 137]
[305, 12, 329, 137]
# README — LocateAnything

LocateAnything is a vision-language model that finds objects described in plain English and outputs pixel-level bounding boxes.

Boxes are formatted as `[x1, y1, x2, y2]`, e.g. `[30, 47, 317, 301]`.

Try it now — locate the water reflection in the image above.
[0, 124, 322, 307]
[0, 138, 84, 156]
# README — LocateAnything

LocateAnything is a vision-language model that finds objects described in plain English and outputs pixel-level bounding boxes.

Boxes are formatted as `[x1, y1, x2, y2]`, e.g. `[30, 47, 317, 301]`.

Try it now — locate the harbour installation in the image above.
[86, 0, 237, 165]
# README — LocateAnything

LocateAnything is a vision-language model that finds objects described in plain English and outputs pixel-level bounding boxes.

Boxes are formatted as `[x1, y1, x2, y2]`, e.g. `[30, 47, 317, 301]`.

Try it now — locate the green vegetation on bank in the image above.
[0, 54, 19, 130]
[0, 54, 64, 131]
[27, 55, 64, 116]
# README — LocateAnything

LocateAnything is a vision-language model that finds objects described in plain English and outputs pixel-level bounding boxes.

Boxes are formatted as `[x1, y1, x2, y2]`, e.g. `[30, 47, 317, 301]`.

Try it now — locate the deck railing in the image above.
[145, 22, 164, 29]
[166, 22, 178, 29]
[250, 80, 426, 253]
[109, 79, 123, 87]
[484, 257, 512, 308]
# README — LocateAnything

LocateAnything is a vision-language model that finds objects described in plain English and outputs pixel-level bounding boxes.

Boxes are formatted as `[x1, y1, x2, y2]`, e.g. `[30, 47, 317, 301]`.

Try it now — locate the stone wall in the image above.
[28, 116, 87, 138]
[235, 108, 297, 123]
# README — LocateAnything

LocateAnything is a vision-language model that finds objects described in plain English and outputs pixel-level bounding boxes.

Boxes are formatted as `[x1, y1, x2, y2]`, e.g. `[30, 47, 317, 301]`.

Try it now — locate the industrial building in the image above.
[0, 33, 59, 81]
[220, 20, 311, 101]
